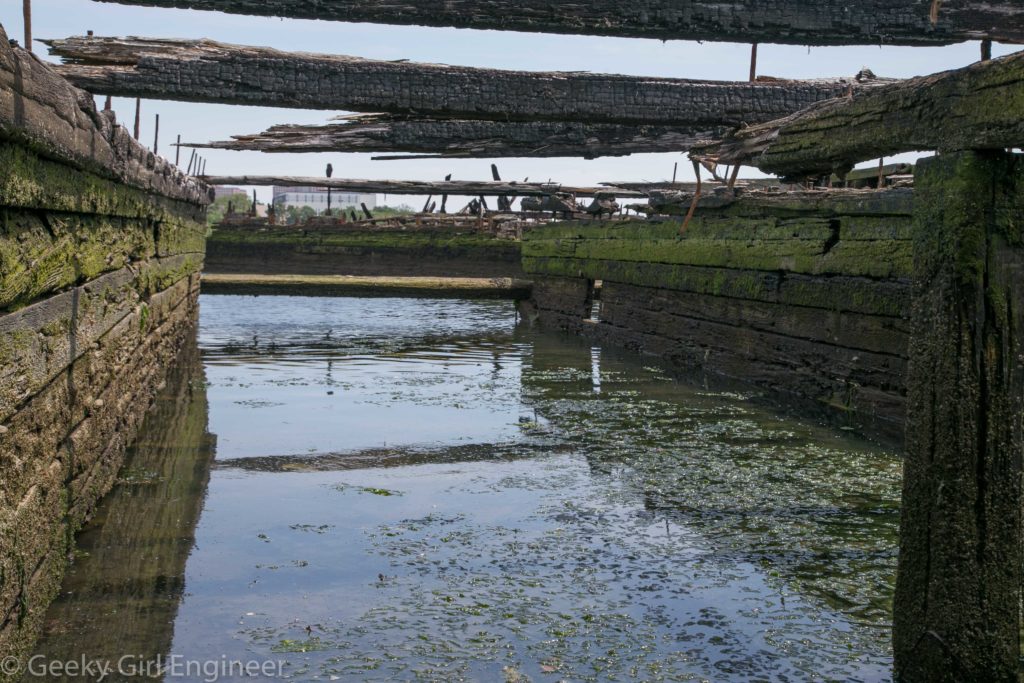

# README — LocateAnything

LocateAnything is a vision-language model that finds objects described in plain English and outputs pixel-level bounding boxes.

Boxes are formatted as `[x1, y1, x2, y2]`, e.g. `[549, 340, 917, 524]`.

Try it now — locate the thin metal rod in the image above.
[22, 0, 32, 53]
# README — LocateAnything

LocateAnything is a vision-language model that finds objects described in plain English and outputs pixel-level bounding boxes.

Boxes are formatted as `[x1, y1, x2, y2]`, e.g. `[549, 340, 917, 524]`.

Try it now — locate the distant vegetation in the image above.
[206, 194, 253, 226]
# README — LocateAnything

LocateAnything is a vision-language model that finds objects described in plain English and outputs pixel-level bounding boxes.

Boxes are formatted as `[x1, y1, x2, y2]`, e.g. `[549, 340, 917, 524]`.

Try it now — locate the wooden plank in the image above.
[201, 175, 646, 198]
[0, 26, 208, 205]
[45, 35, 883, 127]
[693, 51, 1024, 179]
[87, 0, 1024, 46]
[185, 115, 722, 159]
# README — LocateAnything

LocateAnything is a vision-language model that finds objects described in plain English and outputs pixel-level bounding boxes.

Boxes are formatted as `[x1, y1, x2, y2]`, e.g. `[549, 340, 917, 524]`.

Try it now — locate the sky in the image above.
[4, 1, 1021, 206]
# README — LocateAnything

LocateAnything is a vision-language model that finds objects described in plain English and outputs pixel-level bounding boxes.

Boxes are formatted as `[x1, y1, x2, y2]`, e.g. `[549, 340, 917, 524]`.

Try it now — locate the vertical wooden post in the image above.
[22, 0, 31, 53]
[153, 113, 160, 155]
[877, 157, 885, 187]
[894, 151, 1023, 682]
[981, 38, 993, 62]
[748, 43, 758, 82]
[133, 98, 141, 140]
[175, 134, 181, 166]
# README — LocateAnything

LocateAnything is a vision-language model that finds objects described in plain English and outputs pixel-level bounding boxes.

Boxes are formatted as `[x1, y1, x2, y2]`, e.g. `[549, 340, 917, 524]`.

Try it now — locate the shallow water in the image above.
[32, 295, 900, 682]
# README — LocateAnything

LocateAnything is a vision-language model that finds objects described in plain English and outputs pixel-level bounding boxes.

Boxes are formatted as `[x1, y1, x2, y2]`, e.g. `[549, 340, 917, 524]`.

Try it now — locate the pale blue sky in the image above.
[5, 1, 1020, 205]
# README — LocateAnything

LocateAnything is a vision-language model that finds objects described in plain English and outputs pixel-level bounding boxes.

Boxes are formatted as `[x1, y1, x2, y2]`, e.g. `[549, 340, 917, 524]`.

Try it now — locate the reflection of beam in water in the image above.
[214, 441, 570, 474]
[28, 332, 215, 673]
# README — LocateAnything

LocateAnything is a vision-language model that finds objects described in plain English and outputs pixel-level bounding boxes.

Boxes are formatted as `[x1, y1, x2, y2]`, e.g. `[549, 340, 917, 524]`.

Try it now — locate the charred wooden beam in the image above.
[184, 114, 722, 159]
[86, 0, 1024, 46]
[692, 51, 1024, 179]
[199, 175, 646, 198]
[44, 36, 879, 127]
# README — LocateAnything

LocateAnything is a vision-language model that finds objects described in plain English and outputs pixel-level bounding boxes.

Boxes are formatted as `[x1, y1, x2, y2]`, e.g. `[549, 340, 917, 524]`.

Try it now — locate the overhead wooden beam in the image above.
[44, 36, 882, 127]
[199, 176, 646, 198]
[183, 114, 723, 159]
[692, 50, 1024, 179]
[87, 0, 1024, 46]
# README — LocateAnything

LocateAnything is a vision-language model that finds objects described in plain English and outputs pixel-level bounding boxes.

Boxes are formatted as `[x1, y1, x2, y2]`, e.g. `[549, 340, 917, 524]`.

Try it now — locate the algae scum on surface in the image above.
[32, 295, 900, 682]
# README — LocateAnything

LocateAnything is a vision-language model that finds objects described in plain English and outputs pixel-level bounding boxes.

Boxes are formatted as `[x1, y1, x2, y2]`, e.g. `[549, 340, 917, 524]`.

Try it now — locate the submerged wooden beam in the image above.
[200, 176, 645, 198]
[87, 0, 1024, 46]
[44, 36, 879, 126]
[692, 50, 1024, 179]
[185, 114, 721, 159]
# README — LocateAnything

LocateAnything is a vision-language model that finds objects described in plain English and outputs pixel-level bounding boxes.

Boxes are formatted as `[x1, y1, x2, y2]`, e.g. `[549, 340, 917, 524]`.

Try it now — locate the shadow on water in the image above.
[28, 295, 900, 682]
[27, 333, 216, 679]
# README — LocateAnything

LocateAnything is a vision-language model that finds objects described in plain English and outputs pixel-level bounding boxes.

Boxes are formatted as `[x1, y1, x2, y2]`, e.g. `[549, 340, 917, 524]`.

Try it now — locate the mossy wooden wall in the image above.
[522, 189, 913, 440]
[0, 141, 207, 675]
[205, 223, 523, 278]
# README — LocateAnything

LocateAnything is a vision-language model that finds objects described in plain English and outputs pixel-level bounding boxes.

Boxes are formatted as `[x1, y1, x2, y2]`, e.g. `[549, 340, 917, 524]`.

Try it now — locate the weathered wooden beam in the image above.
[0, 24, 208, 204]
[692, 51, 1024, 179]
[894, 150, 1024, 683]
[86, 0, 1024, 46]
[200, 175, 646, 198]
[44, 36, 881, 127]
[183, 114, 722, 159]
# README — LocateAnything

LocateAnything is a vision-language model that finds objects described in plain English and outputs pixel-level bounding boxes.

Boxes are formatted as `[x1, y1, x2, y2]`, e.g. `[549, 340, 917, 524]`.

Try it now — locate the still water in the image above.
[32, 295, 900, 682]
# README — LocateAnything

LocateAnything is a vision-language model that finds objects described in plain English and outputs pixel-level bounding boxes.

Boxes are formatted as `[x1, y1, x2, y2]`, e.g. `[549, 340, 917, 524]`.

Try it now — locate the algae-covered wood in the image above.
[694, 51, 1024, 178]
[0, 27, 208, 205]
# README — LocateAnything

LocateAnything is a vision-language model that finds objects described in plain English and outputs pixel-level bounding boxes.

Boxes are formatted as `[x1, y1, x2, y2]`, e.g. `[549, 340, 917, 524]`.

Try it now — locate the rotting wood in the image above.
[184, 114, 724, 159]
[85, 0, 1024, 46]
[0, 26, 208, 205]
[201, 176, 646, 198]
[691, 51, 1024, 179]
[44, 36, 885, 127]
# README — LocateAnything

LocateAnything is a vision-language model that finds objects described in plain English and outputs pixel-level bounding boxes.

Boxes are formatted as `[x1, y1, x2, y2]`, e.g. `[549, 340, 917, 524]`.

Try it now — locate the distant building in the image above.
[272, 186, 376, 213]
[213, 186, 248, 200]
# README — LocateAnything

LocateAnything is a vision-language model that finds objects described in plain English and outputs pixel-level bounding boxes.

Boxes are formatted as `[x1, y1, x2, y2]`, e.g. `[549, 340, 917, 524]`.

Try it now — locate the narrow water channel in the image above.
[31, 295, 900, 682]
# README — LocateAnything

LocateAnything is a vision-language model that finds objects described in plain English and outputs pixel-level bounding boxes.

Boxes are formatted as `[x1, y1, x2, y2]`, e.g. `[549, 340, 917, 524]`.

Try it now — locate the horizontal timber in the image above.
[45, 36, 881, 126]
[692, 50, 1024, 178]
[186, 114, 721, 159]
[201, 176, 646, 198]
[0, 27, 208, 205]
[86, 0, 1024, 46]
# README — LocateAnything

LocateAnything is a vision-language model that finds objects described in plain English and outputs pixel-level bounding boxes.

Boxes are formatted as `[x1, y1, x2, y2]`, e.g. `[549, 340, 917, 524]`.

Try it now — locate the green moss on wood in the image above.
[0, 143, 204, 225]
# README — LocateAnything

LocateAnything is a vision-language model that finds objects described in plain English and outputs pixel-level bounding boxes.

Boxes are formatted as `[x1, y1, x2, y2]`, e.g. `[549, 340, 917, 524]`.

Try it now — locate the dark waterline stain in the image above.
[30, 295, 899, 682]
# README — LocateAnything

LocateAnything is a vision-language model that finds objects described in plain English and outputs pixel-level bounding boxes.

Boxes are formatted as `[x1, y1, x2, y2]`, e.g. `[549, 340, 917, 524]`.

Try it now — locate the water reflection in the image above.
[29, 334, 215, 678]
[31, 295, 899, 682]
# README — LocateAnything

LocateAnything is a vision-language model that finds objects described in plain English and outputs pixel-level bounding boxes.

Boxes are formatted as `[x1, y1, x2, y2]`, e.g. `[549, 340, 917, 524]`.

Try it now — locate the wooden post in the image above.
[104, 95, 112, 111]
[186, 149, 196, 175]
[133, 98, 141, 140]
[175, 134, 181, 165]
[894, 150, 1024, 682]
[877, 157, 885, 187]
[22, 0, 31, 53]
[153, 113, 160, 154]
[749, 43, 758, 82]
[981, 38, 993, 62]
